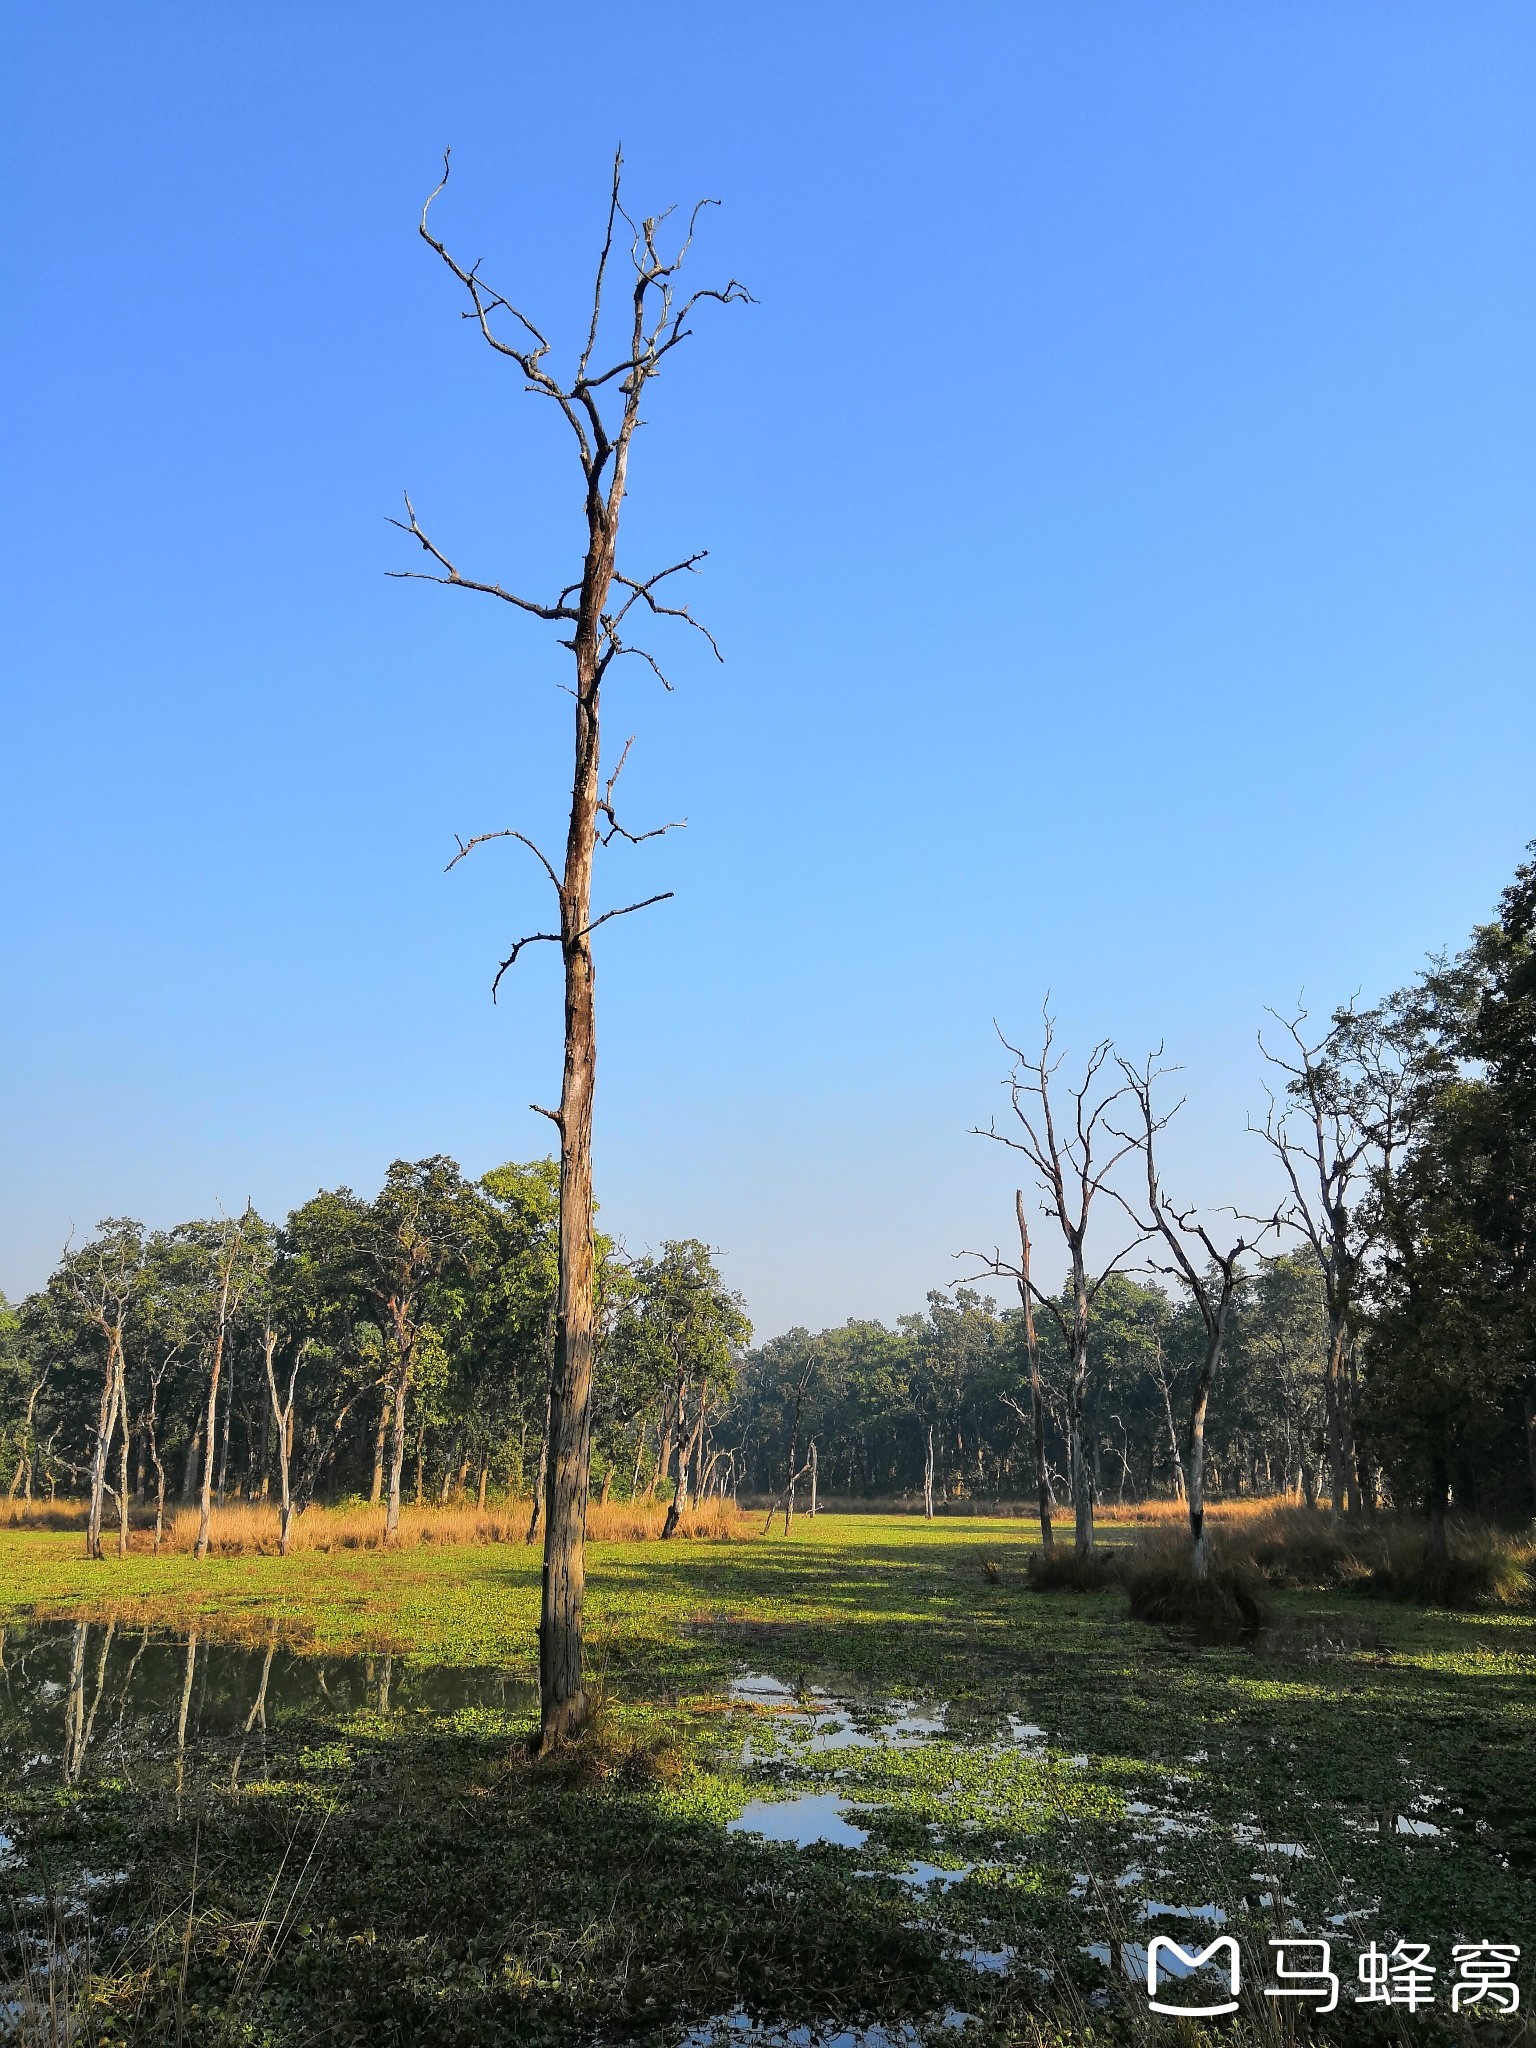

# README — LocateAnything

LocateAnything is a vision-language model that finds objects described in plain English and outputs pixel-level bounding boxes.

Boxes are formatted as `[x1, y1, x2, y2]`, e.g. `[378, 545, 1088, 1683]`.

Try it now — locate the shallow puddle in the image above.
[729, 1792, 869, 1848]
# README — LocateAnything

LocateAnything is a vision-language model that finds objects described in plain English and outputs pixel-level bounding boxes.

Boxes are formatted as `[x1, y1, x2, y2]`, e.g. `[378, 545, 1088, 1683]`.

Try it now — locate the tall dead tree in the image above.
[1116, 1055, 1279, 1577]
[395, 151, 748, 1749]
[970, 1018, 1143, 1555]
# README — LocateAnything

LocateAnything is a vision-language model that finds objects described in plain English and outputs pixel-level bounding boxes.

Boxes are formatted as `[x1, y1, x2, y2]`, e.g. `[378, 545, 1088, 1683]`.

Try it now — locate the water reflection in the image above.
[0, 1618, 534, 1795]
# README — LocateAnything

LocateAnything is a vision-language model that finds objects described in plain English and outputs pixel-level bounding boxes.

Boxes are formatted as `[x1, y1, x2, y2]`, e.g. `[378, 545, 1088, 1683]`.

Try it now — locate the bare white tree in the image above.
[969, 1016, 1144, 1556]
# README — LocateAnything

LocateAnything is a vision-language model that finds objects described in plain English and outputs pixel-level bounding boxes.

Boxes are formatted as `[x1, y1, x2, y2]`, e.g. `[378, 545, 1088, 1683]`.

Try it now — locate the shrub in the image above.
[1123, 1526, 1272, 1635]
[1364, 1522, 1535, 1610]
[1025, 1546, 1122, 1593]
[1240, 1505, 1373, 1590]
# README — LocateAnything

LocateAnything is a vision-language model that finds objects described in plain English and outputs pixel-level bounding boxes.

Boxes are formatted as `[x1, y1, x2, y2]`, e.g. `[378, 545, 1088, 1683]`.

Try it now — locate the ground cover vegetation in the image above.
[0, 1515, 1532, 2046]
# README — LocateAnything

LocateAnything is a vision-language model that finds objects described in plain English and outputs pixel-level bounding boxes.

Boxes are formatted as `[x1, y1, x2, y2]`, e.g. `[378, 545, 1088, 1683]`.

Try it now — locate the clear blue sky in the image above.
[3, 3, 1532, 1336]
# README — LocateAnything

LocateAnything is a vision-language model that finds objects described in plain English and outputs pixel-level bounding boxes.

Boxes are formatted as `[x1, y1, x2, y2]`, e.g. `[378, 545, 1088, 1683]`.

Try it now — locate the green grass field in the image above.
[1, 1515, 1532, 2045]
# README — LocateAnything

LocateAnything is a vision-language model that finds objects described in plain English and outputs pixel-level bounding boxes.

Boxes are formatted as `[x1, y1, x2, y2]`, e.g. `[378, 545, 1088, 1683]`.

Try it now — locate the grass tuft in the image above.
[1123, 1526, 1272, 1635]
[1024, 1546, 1122, 1593]
[1364, 1522, 1536, 1610]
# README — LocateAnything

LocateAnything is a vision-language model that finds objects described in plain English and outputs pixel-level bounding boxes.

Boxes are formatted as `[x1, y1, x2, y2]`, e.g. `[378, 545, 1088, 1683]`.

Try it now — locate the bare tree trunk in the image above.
[1185, 1327, 1224, 1580]
[808, 1440, 817, 1518]
[630, 1420, 648, 1501]
[385, 1342, 410, 1543]
[85, 1337, 119, 1562]
[477, 1464, 489, 1509]
[407, 161, 745, 1749]
[369, 1390, 388, 1505]
[216, 1342, 234, 1507]
[114, 1355, 131, 1558]
[197, 1222, 251, 1561]
[923, 1427, 935, 1520]
[1152, 1343, 1187, 1502]
[661, 1370, 690, 1540]
[262, 1329, 297, 1557]
[1016, 1192, 1054, 1551]
[663, 1379, 709, 1540]
[143, 1378, 168, 1553]
[1068, 1334, 1095, 1555]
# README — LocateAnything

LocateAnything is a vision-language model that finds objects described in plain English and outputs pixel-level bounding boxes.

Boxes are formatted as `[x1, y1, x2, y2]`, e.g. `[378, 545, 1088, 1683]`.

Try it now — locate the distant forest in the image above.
[4, 847, 1534, 1546]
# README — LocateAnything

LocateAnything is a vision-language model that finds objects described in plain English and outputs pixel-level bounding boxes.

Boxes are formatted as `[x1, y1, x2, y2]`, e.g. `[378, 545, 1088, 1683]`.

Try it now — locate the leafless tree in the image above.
[1115, 1054, 1281, 1576]
[1254, 1005, 1408, 1519]
[970, 1017, 1144, 1555]
[395, 150, 748, 1749]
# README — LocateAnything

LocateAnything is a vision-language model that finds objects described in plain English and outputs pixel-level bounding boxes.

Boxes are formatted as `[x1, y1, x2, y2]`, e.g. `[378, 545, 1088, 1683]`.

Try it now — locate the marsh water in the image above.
[0, 1615, 1511, 2046]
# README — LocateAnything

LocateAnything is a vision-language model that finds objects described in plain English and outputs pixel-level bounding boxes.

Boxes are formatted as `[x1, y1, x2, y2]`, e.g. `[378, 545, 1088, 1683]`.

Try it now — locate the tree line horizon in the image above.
[5, 838, 1534, 1572]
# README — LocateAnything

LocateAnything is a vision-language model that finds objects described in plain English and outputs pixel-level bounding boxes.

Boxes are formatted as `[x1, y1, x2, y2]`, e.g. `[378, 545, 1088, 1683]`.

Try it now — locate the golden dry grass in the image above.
[1100, 1492, 1301, 1527]
[0, 1494, 752, 1553]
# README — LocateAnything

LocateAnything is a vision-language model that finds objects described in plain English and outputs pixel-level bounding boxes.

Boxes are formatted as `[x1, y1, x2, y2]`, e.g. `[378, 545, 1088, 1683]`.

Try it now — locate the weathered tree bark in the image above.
[145, 1383, 168, 1552]
[405, 154, 746, 1747]
[1183, 1318, 1230, 1580]
[113, 1355, 131, 1557]
[661, 1367, 691, 1540]
[369, 1391, 388, 1505]
[1016, 1193, 1054, 1551]
[262, 1327, 299, 1557]
[85, 1334, 119, 1562]
[215, 1341, 234, 1506]
[923, 1425, 935, 1520]
[384, 1325, 411, 1543]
